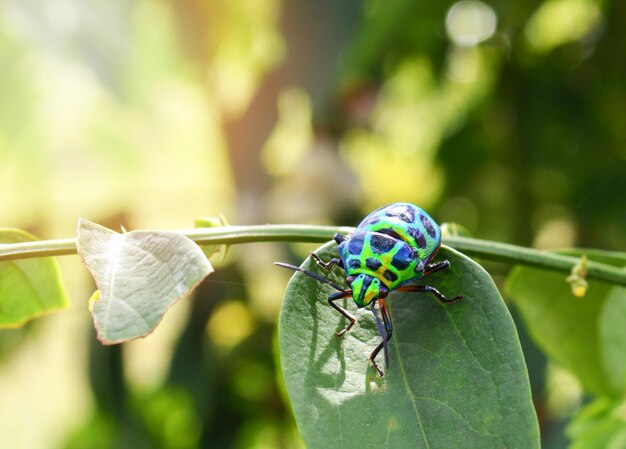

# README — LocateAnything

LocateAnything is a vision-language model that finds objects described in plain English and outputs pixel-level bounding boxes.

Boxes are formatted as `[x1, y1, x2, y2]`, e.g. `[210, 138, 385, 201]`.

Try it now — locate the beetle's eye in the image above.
[379, 286, 389, 299]
[346, 276, 355, 286]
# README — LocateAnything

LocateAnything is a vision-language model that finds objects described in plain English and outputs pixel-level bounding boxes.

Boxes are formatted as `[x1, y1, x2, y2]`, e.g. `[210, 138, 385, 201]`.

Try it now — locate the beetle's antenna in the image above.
[274, 262, 345, 292]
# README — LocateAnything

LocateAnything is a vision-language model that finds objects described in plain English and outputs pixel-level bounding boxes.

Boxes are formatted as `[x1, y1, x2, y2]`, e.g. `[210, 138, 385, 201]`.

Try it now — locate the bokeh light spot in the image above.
[207, 300, 256, 349]
[446, 1, 497, 47]
[533, 218, 577, 249]
[525, 0, 601, 53]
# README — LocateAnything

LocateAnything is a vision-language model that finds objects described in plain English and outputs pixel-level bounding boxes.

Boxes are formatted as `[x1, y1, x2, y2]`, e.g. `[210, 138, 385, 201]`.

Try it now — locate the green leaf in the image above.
[0, 228, 69, 327]
[600, 284, 626, 395]
[506, 250, 626, 396]
[567, 398, 626, 449]
[77, 218, 213, 344]
[279, 242, 539, 449]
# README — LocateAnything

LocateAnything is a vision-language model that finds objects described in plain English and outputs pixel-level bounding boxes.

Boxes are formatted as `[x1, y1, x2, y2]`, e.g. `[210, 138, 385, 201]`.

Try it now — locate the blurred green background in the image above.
[0, 0, 624, 448]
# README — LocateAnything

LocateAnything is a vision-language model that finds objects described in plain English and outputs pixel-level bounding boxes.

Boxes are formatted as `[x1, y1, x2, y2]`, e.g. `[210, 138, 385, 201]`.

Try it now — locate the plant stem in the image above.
[0, 238, 78, 260]
[443, 236, 626, 286]
[1, 225, 625, 286]
[0, 226, 353, 261]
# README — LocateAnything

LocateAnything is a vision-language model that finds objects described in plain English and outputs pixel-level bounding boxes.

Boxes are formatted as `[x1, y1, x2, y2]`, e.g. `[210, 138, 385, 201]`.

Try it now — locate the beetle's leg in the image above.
[309, 233, 346, 271]
[369, 299, 393, 377]
[424, 260, 450, 276]
[370, 302, 387, 367]
[397, 284, 463, 304]
[328, 290, 356, 336]
[310, 252, 344, 271]
[379, 299, 393, 368]
[333, 233, 346, 245]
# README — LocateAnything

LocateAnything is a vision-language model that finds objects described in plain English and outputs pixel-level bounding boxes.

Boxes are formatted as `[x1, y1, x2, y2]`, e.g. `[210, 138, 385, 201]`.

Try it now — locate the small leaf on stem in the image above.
[77, 218, 212, 344]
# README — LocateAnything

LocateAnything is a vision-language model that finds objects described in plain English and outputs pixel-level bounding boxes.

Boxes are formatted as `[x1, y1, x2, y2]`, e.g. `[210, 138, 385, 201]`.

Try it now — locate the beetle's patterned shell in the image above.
[337, 203, 441, 290]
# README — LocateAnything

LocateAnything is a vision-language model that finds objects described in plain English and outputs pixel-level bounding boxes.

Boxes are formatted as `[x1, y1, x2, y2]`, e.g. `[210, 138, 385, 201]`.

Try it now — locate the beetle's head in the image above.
[346, 274, 388, 308]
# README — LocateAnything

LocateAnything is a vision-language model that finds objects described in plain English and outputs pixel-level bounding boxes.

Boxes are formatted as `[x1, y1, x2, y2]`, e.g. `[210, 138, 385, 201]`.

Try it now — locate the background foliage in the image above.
[0, 0, 624, 448]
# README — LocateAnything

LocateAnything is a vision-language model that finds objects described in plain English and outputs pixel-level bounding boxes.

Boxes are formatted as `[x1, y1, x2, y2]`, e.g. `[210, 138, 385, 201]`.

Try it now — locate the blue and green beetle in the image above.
[277, 202, 462, 377]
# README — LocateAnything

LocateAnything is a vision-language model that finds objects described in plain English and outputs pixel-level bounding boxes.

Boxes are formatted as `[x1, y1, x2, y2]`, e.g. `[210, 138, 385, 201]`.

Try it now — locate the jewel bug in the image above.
[276, 202, 462, 377]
